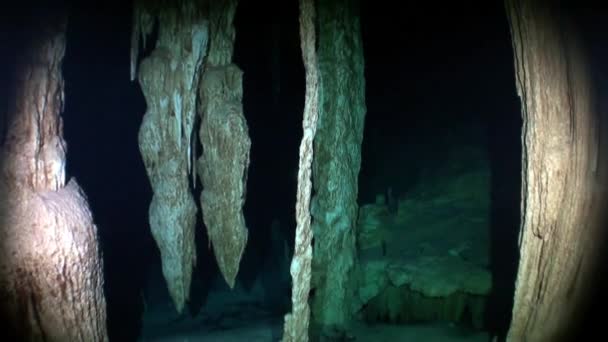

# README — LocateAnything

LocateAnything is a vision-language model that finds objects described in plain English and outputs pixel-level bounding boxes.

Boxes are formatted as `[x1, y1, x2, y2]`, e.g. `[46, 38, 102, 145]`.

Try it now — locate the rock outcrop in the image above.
[355, 144, 491, 329]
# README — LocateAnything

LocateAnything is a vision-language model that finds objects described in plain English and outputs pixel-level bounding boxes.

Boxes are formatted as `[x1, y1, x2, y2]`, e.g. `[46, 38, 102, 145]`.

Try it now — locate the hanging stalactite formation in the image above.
[131, 0, 208, 314]
[197, 0, 251, 289]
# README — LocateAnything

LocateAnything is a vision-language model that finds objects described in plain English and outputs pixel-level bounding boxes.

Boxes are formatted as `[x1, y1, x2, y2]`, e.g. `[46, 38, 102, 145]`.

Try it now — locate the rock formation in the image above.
[310, 0, 366, 333]
[505, 1, 608, 340]
[0, 10, 107, 341]
[354, 146, 492, 330]
[197, 0, 250, 289]
[131, 0, 208, 314]
[282, 0, 319, 340]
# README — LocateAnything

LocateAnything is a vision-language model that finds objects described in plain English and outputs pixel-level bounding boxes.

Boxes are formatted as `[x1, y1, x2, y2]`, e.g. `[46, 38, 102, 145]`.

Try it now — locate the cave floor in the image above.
[138, 271, 489, 342]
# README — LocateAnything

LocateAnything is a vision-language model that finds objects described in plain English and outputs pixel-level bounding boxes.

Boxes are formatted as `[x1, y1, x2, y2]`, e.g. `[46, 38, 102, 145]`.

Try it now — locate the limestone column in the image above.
[0, 10, 107, 341]
[309, 0, 366, 332]
[505, 1, 607, 340]
[131, 0, 208, 314]
[197, 0, 251, 288]
[282, 0, 319, 340]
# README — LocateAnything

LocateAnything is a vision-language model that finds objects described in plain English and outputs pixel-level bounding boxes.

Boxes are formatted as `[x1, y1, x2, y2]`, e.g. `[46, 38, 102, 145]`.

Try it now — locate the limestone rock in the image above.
[198, 64, 250, 288]
[282, 0, 319, 339]
[134, 2, 208, 313]
[0, 180, 108, 341]
[357, 204, 392, 251]
[505, 1, 607, 339]
[357, 260, 389, 304]
[355, 143, 492, 328]
[0, 14, 107, 340]
[310, 0, 366, 330]
[387, 256, 491, 296]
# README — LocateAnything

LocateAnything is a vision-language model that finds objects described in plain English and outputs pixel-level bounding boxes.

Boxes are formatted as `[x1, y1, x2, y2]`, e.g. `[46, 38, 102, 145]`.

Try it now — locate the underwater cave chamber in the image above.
[0, 0, 607, 341]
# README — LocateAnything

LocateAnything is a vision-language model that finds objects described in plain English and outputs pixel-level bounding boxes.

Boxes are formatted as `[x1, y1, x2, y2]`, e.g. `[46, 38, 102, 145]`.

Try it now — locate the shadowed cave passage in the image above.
[356, 1, 521, 339]
[3, 1, 608, 341]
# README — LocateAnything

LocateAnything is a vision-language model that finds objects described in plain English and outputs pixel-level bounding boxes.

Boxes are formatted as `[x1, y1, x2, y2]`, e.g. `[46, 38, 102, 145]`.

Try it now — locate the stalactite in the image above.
[132, 1, 208, 314]
[197, 63, 250, 288]
[206, 0, 238, 66]
[130, 0, 156, 82]
[197, 0, 251, 288]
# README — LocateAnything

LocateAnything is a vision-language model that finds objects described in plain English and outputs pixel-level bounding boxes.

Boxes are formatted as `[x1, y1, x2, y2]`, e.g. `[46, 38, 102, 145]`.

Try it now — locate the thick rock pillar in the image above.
[505, 1, 607, 340]
[310, 0, 366, 332]
[0, 11, 107, 341]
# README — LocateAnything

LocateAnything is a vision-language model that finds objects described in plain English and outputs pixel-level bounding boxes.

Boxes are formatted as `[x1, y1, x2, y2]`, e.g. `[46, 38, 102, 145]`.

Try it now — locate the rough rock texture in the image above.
[197, 0, 250, 288]
[356, 198, 492, 328]
[354, 147, 492, 330]
[309, 0, 366, 331]
[506, 1, 607, 340]
[282, 0, 319, 340]
[132, 1, 208, 313]
[360, 257, 490, 329]
[0, 181, 108, 341]
[198, 64, 250, 288]
[0, 13, 107, 341]
[206, 0, 238, 66]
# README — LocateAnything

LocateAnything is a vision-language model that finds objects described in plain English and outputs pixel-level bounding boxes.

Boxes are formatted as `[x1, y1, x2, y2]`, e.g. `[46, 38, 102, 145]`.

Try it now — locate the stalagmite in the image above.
[131, 0, 208, 313]
[505, 1, 607, 340]
[282, 0, 319, 340]
[197, 0, 251, 288]
[310, 0, 366, 333]
[0, 10, 107, 341]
